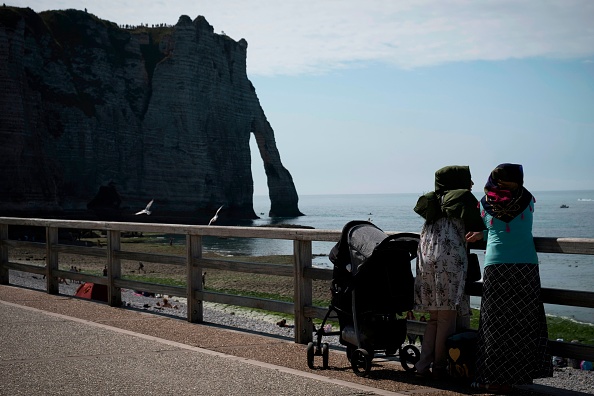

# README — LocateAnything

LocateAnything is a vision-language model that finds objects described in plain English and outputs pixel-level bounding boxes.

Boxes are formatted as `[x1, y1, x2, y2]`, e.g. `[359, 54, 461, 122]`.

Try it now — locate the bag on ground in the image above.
[446, 330, 478, 382]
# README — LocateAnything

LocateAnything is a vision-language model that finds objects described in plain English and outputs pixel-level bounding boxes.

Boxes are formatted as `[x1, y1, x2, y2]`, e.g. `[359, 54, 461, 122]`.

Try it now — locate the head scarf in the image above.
[414, 165, 484, 231]
[434, 165, 472, 196]
[481, 163, 534, 225]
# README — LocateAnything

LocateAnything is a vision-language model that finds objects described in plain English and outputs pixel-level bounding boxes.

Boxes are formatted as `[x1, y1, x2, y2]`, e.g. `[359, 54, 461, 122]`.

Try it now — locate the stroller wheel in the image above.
[400, 344, 420, 372]
[351, 348, 372, 376]
[322, 343, 329, 369]
[306, 342, 315, 369]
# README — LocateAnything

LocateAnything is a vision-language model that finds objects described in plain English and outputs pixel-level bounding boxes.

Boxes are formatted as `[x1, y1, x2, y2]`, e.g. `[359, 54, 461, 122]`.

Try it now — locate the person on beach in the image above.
[413, 165, 485, 378]
[466, 163, 552, 393]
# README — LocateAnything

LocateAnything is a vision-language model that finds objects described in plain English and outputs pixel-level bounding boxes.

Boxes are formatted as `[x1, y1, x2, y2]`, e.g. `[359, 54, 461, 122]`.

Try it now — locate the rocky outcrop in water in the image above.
[0, 7, 302, 223]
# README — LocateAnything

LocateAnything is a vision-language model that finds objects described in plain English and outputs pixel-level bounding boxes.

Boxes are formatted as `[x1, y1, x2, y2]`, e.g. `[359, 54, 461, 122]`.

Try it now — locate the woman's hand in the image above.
[466, 231, 483, 243]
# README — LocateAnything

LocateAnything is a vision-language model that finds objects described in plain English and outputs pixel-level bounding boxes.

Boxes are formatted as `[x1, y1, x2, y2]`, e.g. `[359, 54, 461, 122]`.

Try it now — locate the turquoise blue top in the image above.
[481, 202, 538, 266]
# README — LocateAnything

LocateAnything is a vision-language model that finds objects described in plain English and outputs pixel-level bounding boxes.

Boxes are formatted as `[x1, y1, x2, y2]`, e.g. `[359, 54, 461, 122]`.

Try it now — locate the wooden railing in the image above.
[1, 216, 593, 362]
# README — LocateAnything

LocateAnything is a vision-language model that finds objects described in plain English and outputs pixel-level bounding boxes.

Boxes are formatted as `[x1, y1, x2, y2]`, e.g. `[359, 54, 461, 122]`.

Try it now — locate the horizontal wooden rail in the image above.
[198, 257, 294, 276]
[0, 217, 343, 241]
[198, 291, 295, 315]
[3, 239, 48, 250]
[304, 267, 333, 281]
[534, 237, 594, 255]
[468, 237, 594, 255]
[549, 340, 594, 362]
[115, 250, 186, 265]
[540, 288, 594, 308]
[4, 261, 45, 275]
[303, 305, 330, 320]
[114, 278, 185, 297]
[52, 244, 112, 258]
[465, 282, 594, 309]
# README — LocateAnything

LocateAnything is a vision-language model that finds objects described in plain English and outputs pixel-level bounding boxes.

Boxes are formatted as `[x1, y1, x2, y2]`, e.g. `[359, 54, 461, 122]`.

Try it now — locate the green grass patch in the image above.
[122, 274, 185, 287]
[547, 316, 594, 345]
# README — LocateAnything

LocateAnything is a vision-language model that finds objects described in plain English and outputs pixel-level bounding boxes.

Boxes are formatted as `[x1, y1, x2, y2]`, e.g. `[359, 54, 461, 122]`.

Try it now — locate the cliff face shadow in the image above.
[0, 6, 302, 220]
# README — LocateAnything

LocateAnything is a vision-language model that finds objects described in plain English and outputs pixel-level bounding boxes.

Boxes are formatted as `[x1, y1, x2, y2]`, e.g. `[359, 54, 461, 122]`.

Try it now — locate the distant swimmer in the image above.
[135, 199, 154, 215]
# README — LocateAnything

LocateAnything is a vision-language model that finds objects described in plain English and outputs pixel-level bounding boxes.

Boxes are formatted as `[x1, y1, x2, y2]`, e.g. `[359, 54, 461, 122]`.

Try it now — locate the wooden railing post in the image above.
[107, 230, 122, 307]
[0, 224, 8, 284]
[46, 226, 59, 294]
[294, 239, 313, 344]
[186, 234, 203, 323]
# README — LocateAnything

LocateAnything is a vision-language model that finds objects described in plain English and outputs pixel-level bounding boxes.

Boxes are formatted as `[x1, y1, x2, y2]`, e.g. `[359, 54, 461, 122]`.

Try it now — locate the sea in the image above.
[198, 190, 594, 325]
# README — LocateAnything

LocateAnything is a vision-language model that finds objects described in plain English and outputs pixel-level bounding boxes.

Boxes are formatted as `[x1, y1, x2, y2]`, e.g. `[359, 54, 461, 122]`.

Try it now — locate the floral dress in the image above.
[414, 216, 470, 315]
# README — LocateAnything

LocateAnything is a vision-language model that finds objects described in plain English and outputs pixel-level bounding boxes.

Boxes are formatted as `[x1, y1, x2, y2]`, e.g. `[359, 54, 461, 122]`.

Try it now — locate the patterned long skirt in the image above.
[475, 263, 552, 385]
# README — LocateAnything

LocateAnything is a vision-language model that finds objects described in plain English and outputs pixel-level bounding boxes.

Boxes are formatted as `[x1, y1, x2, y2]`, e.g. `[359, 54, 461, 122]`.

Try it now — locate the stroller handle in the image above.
[380, 233, 420, 260]
[385, 232, 420, 240]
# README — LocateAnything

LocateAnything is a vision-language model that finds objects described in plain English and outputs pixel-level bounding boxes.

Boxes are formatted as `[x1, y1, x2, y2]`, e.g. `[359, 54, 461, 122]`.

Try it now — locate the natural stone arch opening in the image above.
[249, 120, 303, 218]
[249, 135, 267, 197]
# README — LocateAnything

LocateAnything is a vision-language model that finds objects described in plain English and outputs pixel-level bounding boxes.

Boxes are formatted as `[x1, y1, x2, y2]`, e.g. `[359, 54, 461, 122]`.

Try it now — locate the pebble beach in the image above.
[7, 269, 594, 395]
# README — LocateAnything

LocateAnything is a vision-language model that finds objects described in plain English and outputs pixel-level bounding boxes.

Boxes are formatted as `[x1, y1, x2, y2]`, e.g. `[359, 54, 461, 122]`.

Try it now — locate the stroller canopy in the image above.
[329, 220, 420, 314]
[330, 221, 387, 270]
[330, 221, 388, 270]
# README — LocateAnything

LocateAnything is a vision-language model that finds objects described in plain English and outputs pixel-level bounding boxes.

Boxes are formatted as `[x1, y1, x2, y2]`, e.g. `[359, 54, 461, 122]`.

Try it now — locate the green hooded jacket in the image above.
[414, 166, 485, 232]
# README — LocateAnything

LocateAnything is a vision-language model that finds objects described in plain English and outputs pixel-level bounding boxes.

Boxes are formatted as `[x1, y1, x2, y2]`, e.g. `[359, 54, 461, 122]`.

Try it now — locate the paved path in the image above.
[1, 301, 399, 395]
[0, 284, 581, 396]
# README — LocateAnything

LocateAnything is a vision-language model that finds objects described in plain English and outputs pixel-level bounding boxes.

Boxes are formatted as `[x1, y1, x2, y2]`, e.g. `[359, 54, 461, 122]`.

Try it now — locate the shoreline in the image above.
[544, 313, 594, 327]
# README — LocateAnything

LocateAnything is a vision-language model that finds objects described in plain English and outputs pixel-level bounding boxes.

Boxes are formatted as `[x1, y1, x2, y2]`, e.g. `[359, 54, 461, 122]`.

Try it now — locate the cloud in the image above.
[18, 0, 594, 76]
[199, 0, 594, 76]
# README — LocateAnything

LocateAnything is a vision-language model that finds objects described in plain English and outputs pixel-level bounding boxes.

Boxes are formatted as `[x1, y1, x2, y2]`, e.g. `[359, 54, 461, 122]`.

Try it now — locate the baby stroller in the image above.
[306, 220, 421, 376]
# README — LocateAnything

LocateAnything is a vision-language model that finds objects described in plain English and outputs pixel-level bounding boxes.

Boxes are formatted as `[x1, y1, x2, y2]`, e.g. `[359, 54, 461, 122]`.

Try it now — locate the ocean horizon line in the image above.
[254, 189, 594, 198]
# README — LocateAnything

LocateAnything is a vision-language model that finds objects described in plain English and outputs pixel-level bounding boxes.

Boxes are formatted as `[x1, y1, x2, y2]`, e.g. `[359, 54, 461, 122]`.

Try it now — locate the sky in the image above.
[13, 0, 594, 196]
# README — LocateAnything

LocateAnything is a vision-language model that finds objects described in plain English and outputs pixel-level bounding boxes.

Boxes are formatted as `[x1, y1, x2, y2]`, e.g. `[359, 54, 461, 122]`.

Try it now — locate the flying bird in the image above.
[135, 199, 154, 215]
[208, 205, 224, 225]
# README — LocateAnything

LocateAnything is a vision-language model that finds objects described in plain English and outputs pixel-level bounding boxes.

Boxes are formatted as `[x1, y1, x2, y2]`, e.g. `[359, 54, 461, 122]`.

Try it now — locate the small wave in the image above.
[545, 313, 594, 326]
[577, 198, 593, 202]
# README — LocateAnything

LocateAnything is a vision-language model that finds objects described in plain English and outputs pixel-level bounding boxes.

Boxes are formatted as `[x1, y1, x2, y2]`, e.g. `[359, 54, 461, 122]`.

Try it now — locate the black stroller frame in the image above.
[306, 220, 421, 376]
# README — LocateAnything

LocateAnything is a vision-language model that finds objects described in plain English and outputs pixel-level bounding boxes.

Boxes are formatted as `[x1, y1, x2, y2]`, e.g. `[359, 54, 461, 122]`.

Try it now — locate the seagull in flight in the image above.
[135, 199, 154, 215]
[208, 205, 224, 225]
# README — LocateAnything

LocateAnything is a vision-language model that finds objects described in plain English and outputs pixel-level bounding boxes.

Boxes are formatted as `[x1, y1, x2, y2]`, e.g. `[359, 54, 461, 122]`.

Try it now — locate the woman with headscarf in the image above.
[466, 163, 551, 393]
[413, 165, 484, 378]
